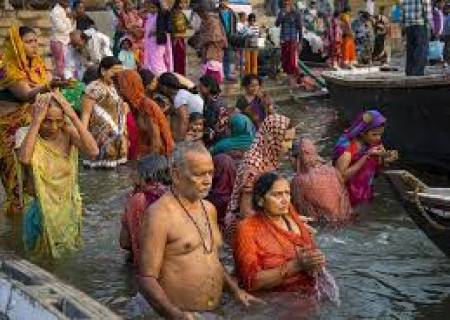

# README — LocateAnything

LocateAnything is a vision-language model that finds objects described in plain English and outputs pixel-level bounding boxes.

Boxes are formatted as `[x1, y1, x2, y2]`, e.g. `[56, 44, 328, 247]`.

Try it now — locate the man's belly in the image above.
[159, 252, 224, 311]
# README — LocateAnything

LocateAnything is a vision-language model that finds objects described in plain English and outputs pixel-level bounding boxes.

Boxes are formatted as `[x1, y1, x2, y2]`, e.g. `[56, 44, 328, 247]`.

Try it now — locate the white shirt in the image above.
[50, 4, 74, 45]
[174, 89, 204, 114]
[84, 29, 113, 65]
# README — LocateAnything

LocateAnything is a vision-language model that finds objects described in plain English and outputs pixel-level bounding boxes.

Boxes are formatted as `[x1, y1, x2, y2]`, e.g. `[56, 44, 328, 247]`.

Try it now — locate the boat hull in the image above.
[0, 256, 121, 319]
[386, 170, 450, 257]
[325, 76, 450, 172]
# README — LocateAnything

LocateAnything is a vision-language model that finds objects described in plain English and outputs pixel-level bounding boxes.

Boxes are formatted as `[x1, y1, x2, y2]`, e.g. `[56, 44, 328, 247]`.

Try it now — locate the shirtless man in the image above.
[139, 141, 260, 319]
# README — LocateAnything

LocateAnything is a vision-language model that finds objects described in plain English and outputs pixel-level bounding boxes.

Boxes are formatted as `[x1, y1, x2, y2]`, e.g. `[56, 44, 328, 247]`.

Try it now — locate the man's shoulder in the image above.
[144, 192, 174, 220]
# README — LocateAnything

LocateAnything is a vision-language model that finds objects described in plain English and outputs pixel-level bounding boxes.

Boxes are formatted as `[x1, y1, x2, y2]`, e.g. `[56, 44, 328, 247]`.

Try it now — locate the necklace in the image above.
[281, 215, 293, 232]
[172, 189, 214, 254]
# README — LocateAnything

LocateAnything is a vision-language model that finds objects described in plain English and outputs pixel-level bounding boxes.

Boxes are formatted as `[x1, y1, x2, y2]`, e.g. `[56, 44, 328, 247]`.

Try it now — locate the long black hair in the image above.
[252, 172, 285, 210]
[98, 56, 121, 78]
[19, 26, 36, 38]
[199, 75, 221, 96]
[153, 2, 171, 45]
[158, 72, 197, 93]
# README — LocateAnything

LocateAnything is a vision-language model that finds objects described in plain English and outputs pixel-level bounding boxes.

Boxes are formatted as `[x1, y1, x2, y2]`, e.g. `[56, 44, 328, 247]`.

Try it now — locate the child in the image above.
[340, 11, 357, 68]
[120, 154, 170, 265]
[326, 11, 343, 69]
[243, 13, 259, 75]
[333, 110, 398, 206]
[171, 0, 190, 75]
[235, 74, 274, 128]
[244, 13, 259, 75]
[118, 37, 138, 69]
[237, 12, 247, 33]
[186, 112, 207, 142]
[18, 91, 98, 258]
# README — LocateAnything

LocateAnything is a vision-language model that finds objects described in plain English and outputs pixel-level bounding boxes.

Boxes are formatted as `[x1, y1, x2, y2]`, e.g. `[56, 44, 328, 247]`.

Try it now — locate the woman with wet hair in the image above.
[120, 154, 170, 265]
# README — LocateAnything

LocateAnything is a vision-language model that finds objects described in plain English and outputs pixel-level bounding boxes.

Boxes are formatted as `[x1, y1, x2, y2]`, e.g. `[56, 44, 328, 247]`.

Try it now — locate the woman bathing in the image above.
[81, 56, 129, 168]
[290, 138, 353, 224]
[333, 110, 398, 206]
[225, 114, 296, 237]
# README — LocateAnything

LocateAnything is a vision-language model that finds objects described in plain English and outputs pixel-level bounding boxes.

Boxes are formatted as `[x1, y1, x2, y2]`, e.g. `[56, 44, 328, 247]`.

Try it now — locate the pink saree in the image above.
[143, 13, 173, 75]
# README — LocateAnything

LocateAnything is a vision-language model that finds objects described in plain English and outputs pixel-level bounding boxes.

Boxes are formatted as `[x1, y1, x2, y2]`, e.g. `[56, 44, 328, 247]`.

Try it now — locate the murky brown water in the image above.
[1, 99, 450, 319]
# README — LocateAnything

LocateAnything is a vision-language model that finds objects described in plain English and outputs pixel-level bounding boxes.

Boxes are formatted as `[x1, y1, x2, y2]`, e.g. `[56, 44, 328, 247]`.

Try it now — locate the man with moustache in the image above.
[139, 141, 261, 319]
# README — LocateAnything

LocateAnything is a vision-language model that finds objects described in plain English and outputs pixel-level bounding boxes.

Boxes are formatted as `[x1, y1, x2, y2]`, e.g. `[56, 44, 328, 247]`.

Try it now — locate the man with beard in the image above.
[139, 141, 261, 319]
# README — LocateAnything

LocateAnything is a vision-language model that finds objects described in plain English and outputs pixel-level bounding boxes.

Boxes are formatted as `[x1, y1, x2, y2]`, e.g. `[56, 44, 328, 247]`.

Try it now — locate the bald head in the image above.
[70, 30, 88, 49]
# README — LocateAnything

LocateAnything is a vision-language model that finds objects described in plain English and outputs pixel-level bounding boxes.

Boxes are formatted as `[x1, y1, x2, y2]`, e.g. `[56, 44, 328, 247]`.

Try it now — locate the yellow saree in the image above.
[0, 25, 49, 216]
[24, 137, 82, 258]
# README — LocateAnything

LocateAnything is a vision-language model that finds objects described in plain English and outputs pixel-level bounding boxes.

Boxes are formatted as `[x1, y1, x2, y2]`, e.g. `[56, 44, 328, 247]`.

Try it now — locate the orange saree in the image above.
[233, 206, 317, 293]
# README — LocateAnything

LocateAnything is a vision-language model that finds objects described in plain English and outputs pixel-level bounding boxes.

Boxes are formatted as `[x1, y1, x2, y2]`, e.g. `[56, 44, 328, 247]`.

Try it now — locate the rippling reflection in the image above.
[1, 99, 449, 319]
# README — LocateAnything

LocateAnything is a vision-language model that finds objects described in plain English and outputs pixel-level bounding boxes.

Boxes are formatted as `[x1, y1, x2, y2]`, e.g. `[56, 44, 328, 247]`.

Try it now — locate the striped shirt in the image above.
[400, 0, 432, 27]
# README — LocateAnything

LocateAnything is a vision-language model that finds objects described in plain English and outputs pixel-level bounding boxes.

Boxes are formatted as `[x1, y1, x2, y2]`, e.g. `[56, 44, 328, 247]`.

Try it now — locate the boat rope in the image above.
[412, 188, 450, 231]
[399, 172, 450, 231]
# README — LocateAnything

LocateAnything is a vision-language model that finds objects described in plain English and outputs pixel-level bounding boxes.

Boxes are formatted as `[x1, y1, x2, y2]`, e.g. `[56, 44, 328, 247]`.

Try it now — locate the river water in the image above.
[2, 99, 450, 319]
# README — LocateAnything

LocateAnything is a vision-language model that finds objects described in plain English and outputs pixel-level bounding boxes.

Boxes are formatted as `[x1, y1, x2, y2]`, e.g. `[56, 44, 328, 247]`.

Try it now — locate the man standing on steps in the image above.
[400, 0, 432, 76]
[219, 0, 238, 81]
[275, 0, 303, 86]
[138, 141, 261, 319]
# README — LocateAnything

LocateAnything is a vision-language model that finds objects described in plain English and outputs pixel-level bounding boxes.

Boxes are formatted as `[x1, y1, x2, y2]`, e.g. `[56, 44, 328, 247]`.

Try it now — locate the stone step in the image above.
[29, 18, 51, 30]
[0, 11, 17, 19]
[16, 10, 49, 21]
[0, 18, 16, 28]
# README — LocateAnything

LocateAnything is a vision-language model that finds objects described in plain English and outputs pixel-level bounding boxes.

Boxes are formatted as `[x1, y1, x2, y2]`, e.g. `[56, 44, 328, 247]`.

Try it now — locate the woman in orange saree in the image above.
[0, 25, 51, 216]
[115, 69, 174, 157]
[340, 13, 356, 67]
[234, 172, 339, 303]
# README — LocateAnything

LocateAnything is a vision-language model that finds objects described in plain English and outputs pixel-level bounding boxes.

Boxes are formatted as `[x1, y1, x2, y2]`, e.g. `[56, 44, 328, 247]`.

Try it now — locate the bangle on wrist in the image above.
[279, 263, 289, 279]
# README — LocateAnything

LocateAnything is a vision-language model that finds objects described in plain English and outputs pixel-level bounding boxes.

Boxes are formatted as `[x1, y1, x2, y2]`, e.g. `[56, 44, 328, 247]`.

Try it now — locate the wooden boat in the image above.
[322, 68, 450, 172]
[385, 170, 450, 257]
[0, 256, 121, 319]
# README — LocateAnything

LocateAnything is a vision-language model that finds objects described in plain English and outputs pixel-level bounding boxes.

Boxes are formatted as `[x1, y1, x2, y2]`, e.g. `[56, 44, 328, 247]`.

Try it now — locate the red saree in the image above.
[233, 206, 317, 293]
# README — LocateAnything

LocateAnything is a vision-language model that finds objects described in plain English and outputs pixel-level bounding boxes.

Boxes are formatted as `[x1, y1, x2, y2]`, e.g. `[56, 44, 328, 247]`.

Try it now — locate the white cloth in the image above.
[303, 30, 324, 53]
[84, 29, 113, 65]
[366, 0, 374, 16]
[174, 89, 204, 114]
[64, 46, 85, 80]
[50, 4, 74, 45]
[237, 22, 246, 33]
